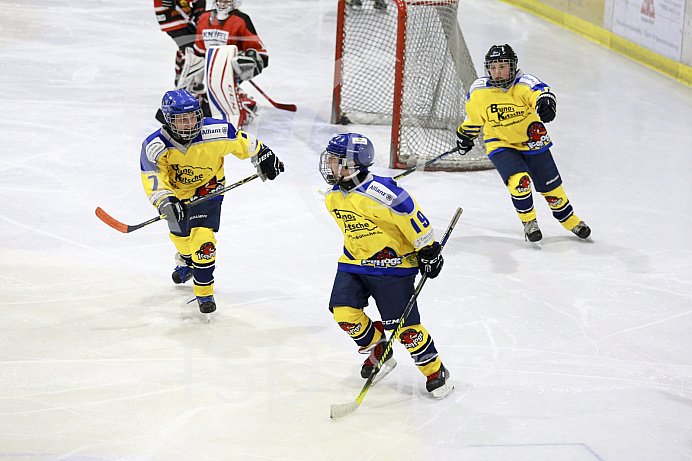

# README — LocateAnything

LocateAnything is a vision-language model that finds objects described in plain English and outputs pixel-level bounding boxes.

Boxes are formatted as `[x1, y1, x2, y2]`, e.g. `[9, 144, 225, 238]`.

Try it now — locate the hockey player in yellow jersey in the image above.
[457, 44, 590, 242]
[140, 89, 284, 314]
[320, 133, 453, 399]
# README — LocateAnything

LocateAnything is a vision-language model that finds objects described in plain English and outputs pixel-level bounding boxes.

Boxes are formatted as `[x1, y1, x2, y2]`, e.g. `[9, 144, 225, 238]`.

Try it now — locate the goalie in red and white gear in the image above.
[153, 0, 207, 85]
[183, 0, 269, 126]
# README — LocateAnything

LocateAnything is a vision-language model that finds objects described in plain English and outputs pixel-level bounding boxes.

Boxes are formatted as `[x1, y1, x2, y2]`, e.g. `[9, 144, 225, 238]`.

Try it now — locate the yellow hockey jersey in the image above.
[325, 174, 436, 276]
[458, 72, 553, 157]
[140, 118, 262, 207]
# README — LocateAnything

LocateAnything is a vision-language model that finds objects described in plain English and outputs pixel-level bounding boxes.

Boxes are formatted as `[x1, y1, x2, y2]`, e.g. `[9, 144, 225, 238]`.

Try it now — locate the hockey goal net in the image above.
[331, 0, 493, 171]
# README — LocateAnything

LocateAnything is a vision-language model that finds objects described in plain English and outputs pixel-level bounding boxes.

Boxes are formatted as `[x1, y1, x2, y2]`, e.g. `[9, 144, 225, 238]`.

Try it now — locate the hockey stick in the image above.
[394, 145, 465, 180]
[248, 80, 297, 112]
[319, 145, 465, 196]
[95, 173, 259, 233]
[329, 206, 463, 420]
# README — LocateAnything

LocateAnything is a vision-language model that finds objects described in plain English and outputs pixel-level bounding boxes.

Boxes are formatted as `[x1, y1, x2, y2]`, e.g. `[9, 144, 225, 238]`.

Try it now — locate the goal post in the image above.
[332, 0, 493, 171]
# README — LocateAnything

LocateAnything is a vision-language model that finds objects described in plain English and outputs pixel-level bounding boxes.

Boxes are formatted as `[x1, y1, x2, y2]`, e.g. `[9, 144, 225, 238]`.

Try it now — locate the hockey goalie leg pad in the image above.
[332, 306, 380, 349]
[189, 227, 216, 298]
[205, 45, 243, 127]
[396, 323, 441, 376]
[541, 185, 580, 230]
[506, 172, 536, 222]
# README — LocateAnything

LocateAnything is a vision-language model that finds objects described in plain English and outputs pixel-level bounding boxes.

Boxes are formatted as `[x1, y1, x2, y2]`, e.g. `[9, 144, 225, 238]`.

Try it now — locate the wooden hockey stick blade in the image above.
[248, 80, 297, 112]
[95, 207, 163, 233]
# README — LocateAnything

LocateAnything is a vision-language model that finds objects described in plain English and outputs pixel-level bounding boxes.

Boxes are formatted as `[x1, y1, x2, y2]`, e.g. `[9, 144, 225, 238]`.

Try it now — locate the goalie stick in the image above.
[248, 80, 297, 112]
[329, 206, 463, 420]
[95, 173, 259, 233]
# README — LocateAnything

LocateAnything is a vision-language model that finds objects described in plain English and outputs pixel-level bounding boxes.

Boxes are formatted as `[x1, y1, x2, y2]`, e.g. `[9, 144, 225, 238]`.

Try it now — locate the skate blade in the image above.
[371, 358, 397, 385]
[430, 383, 455, 399]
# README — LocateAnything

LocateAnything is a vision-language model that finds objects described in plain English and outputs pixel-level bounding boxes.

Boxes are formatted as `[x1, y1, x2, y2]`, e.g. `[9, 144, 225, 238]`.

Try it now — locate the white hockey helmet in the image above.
[216, 0, 242, 20]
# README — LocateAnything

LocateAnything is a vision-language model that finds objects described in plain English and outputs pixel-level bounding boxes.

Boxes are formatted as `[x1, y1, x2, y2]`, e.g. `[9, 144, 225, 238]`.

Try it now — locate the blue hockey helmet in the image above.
[320, 133, 375, 185]
[161, 89, 203, 141]
[484, 44, 518, 89]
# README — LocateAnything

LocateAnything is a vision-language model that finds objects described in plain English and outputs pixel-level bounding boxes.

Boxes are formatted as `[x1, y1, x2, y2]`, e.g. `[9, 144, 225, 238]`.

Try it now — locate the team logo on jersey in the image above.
[332, 209, 380, 238]
[338, 322, 361, 335]
[545, 196, 564, 208]
[486, 103, 526, 124]
[196, 242, 216, 260]
[522, 122, 551, 149]
[192, 177, 222, 200]
[516, 175, 531, 194]
[170, 164, 213, 186]
[399, 328, 424, 350]
[361, 247, 403, 268]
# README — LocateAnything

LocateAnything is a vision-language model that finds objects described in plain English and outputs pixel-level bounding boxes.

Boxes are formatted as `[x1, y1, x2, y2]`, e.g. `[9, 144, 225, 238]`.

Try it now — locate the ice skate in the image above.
[523, 219, 542, 242]
[197, 295, 216, 314]
[426, 363, 454, 399]
[172, 253, 193, 284]
[570, 221, 591, 239]
[359, 321, 397, 384]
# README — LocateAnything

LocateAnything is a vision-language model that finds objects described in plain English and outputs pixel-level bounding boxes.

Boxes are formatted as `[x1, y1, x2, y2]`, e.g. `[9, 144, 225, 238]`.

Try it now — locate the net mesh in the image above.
[335, 0, 493, 171]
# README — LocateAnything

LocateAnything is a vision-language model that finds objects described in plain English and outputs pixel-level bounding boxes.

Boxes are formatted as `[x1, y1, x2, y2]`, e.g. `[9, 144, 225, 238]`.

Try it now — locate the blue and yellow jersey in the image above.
[140, 118, 262, 207]
[325, 174, 436, 276]
[458, 73, 553, 157]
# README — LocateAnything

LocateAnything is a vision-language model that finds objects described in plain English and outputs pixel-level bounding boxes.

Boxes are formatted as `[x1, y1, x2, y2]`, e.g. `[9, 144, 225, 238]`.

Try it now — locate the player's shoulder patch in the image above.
[364, 176, 399, 205]
[517, 73, 546, 90]
[468, 78, 489, 98]
[200, 121, 231, 140]
[145, 136, 167, 163]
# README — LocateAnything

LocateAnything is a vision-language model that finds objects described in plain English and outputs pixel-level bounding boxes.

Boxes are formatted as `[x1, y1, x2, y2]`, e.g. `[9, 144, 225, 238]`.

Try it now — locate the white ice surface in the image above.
[1, 0, 691, 460]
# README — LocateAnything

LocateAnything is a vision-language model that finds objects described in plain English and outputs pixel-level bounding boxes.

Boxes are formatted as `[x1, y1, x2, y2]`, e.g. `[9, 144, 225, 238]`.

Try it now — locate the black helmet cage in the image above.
[484, 44, 518, 89]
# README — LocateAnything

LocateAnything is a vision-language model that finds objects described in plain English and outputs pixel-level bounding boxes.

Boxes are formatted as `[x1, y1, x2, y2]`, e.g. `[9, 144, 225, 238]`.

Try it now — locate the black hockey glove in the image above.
[161, 0, 175, 9]
[418, 242, 444, 279]
[158, 196, 186, 222]
[535, 92, 557, 123]
[252, 146, 285, 181]
[456, 130, 475, 154]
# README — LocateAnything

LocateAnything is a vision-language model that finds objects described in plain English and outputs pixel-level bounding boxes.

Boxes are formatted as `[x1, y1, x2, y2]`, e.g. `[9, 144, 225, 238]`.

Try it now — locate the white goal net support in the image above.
[331, 0, 493, 171]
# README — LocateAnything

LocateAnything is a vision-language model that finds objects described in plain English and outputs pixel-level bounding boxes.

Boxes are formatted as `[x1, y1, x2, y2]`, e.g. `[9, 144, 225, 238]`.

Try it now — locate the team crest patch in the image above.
[196, 242, 216, 260]
[546, 196, 563, 208]
[522, 121, 551, 149]
[399, 328, 424, 349]
[338, 322, 361, 335]
[361, 247, 403, 268]
[516, 174, 531, 194]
